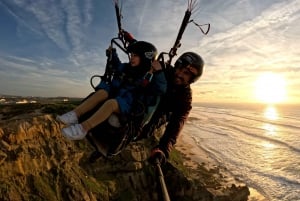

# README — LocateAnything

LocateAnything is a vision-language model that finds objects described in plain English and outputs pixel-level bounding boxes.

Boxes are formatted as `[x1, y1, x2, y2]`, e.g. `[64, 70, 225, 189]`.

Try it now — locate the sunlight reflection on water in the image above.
[262, 123, 276, 135]
[191, 103, 300, 201]
[264, 105, 278, 120]
[262, 106, 278, 137]
[261, 141, 275, 149]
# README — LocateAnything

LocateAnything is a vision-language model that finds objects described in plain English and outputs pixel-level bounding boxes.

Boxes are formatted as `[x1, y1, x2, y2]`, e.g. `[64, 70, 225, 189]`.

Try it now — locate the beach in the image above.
[180, 103, 300, 201]
[175, 129, 269, 201]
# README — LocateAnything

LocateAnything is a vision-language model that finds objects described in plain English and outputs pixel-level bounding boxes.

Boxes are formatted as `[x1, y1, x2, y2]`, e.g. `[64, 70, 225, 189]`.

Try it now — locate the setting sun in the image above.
[254, 72, 287, 104]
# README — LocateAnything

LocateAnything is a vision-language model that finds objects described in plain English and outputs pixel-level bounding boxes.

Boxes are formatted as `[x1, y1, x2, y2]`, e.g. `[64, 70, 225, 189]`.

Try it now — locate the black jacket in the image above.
[145, 67, 192, 157]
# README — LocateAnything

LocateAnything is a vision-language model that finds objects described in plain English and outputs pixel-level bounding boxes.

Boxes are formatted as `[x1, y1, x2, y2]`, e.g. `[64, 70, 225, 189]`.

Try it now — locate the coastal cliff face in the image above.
[0, 103, 250, 201]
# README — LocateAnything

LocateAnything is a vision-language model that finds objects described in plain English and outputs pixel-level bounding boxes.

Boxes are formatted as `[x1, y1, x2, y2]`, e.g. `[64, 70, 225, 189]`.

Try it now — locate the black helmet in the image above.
[127, 41, 158, 67]
[174, 52, 204, 83]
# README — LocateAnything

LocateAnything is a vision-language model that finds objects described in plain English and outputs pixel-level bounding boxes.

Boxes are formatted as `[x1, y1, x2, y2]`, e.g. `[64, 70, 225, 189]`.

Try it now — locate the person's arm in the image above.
[107, 46, 122, 68]
[149, 72, 167, 96]
[147, 60, 167, 95]
[95, 48, 124, 91]
[157, 89, 192, 158]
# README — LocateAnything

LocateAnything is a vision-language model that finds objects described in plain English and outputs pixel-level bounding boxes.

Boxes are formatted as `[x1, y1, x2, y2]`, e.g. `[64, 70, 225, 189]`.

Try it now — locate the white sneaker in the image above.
[61, 124, 87, 140]
[56, 111, 78, 125]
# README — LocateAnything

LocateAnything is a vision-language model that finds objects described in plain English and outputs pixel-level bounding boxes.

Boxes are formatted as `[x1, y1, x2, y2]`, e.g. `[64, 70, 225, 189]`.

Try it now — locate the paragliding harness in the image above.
[82, 74, 161, 159]
[82, 1, 163, 159]
[84, 0, 210, 160]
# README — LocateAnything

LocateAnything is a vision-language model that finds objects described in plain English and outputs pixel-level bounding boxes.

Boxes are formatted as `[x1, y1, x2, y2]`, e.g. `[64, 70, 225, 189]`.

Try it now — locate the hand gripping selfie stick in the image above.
[155, 158, 171, 201]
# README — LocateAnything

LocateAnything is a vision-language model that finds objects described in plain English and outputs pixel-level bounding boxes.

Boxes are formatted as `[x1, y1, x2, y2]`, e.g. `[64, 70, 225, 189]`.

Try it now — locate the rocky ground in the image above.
[0, 102, 251, 201]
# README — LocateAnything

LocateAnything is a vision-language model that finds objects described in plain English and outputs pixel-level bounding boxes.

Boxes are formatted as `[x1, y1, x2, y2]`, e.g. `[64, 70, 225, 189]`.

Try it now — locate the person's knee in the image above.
[95, 89, 109, 99]
[104, 99, 120, 113]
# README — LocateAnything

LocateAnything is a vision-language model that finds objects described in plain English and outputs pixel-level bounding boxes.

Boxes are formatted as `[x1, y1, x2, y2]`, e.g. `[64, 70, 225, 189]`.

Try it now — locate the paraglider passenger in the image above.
[57, 41, 167, 140]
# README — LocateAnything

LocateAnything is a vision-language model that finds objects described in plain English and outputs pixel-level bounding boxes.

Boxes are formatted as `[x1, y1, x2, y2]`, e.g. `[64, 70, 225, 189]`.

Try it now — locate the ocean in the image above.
[185, 102, 300, 201]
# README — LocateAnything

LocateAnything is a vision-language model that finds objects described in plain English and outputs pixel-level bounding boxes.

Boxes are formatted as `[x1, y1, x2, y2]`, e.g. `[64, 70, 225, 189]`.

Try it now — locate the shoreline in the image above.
[175, 131, 269, 201]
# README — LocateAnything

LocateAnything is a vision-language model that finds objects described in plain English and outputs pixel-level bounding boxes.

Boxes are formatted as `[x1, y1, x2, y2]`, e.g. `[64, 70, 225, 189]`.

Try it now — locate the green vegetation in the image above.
[0, 103, 42, 120]
[0, 101, 81, 120]
[41, 101, 81, 115]
[169, 149, 191, 176]
[32, 175, 57, 201]
[82, 176, 108, 195]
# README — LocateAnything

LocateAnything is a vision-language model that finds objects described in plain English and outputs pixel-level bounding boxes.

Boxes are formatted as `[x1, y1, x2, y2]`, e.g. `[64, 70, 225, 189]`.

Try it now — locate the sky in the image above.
[0, 0, 299, 104]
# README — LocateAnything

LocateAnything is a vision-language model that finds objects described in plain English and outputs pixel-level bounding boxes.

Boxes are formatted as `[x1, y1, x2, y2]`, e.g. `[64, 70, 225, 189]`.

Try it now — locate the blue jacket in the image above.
[96, 53, 167, 115]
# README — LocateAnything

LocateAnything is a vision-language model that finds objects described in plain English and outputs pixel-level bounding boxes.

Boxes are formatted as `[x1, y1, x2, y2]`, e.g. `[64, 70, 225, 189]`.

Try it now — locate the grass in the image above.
[0, 101, 81, 120]
[0, 103, 43, 120]
[82, 176, 108, 195]
[32, 175, 58, 201]
[41, 101, 81, 115]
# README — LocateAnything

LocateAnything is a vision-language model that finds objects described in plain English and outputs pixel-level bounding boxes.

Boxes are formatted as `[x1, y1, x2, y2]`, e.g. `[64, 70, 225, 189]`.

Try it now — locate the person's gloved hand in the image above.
[122, 30, 135, 43]
[106, 45, 116, 57]
[148, 148, 166, 165]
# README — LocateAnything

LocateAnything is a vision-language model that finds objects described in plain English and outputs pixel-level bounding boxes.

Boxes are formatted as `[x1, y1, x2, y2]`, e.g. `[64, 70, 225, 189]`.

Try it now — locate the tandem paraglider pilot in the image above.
[145, 52, 205, 165]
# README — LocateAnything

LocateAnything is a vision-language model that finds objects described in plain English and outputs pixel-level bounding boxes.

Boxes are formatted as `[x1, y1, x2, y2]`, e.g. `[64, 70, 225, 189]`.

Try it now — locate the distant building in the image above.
[15, 99, 38, 104]
[16, 99, 28, 104]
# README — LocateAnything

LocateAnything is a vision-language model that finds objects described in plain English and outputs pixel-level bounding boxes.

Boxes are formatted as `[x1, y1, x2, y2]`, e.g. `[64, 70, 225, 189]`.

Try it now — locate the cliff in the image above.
[0, 103, 250, 201]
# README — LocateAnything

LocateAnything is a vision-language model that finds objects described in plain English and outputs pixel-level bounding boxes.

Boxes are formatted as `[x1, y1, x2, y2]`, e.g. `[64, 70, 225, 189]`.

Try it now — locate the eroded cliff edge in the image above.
[0, 103, 250, 201]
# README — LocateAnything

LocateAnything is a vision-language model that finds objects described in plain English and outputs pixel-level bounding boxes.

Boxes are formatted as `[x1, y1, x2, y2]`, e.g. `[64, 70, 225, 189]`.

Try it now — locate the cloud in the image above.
[0, 0, 299, 102]
[190, 0, 300, 103]
[195, 0, 300, 71]
[1, 0, 95, 63]
[0, 54, 93, 97]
